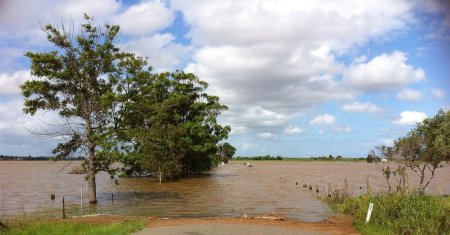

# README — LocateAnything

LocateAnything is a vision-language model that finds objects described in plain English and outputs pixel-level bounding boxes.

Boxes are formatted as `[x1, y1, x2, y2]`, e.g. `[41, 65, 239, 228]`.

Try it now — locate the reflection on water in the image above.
[0, 161, 448, 221]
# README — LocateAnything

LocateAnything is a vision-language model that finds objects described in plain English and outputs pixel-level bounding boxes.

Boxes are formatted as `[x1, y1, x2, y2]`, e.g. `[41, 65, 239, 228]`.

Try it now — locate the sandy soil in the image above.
[144, 216, 360, 235]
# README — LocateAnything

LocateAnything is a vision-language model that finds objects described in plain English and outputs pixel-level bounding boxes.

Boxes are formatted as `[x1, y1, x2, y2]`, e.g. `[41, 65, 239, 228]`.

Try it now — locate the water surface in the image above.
[0, 161, 448, 221]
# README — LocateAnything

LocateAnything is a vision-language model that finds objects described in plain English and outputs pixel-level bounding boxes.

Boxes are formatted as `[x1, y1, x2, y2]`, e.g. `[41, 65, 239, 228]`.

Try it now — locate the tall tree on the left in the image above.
[21, 14, 147, 204]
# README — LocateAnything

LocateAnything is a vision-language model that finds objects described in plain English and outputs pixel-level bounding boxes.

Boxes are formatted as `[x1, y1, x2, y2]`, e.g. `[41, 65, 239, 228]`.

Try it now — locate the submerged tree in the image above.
[119, 71, 231, 179]
[218, 142, 236, 163]
[394, 109, 450, 195]
[21, 14, 148, 203]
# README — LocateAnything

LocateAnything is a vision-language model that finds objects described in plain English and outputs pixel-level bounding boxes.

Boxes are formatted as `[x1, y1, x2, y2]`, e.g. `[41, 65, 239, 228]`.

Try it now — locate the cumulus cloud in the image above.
[222, 105, 294, 136]
[432, 88, 446, 98]
[342, 101, 383, 113]
[175, 0, 416, 136]
[0, 0, 121, 35]
[396, 88, 422, 101]
[114, 1, 173, 36]
[0, 70, 31, 97]
[310, 114, 336, 125]
[172, 0, 413, 49]
[392, 111, 427, 125]
[346, 51, 425, 91]
[120, 33, 192, 71]
[283, 125, 306, 135]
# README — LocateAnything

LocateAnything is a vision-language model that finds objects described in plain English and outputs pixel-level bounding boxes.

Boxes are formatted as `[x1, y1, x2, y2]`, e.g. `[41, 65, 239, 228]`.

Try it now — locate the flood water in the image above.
[0, 161, 449, 221]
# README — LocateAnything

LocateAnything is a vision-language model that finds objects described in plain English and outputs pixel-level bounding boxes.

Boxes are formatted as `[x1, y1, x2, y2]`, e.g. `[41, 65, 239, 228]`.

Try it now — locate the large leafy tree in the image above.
[21, 15, 148, 203]
[119, 71, 231, 179]
[394, 109, 450, 194]
[218, 142, 236, 163]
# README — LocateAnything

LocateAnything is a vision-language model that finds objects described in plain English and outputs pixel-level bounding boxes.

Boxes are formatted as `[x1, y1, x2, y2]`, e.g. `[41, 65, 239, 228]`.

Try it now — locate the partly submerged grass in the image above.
[0, 218, 145, 235]
[329, 193, 450, 235]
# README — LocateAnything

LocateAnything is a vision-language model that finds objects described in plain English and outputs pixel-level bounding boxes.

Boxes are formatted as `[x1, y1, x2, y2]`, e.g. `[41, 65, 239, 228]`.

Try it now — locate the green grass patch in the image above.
[0, 219, 145, 235]
[329, 193, 450, 235]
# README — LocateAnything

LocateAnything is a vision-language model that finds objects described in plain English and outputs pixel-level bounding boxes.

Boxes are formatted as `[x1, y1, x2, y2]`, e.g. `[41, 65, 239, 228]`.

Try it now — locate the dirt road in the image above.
[135, 216, 360, 235]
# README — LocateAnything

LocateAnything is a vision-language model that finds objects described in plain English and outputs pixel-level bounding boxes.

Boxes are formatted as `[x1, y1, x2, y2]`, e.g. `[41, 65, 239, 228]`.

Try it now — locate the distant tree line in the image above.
[0, 155, 85, 161]
[234, 155, 364, 161]
[234, 155, 283, 161]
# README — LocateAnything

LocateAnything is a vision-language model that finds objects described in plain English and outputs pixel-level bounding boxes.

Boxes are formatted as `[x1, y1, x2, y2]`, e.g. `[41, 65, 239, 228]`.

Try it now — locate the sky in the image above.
[0, 0, 449, 157]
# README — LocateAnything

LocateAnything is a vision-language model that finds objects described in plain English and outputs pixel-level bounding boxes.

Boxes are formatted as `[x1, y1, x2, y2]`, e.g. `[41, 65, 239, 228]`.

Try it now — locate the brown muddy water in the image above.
[0, 161, 449, 221]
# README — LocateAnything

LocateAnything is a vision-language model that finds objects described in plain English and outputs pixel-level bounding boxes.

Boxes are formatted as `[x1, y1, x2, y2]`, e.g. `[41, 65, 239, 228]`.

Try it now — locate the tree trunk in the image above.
[87, 141, 97, 204]
[86, 119, 97, 204]
[158, 165, 162, 184]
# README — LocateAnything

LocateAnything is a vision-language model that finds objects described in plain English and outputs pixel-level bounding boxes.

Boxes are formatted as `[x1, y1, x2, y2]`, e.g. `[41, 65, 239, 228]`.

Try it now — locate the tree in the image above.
[367, 150, 376, 163]
[118, 70, 231, 179]
[21, 15, 146, 203]
[218, 142, 236, 163]
[394, 109, 450, 195]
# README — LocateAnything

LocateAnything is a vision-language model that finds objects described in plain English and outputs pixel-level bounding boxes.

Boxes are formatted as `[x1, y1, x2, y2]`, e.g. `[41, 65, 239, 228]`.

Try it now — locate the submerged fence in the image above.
[0, 190, 138, 220]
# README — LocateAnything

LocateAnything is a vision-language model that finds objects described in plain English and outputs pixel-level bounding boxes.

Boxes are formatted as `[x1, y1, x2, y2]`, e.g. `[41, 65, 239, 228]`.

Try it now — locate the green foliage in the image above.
[394, 109, 450, 194]
[21, 14, 144, 202]
[331, 194, 450, 235]
[2, 220, 145, 235]
[366, 149, 380, 163]
[117, 70, 231, 179]
[218, 142, 236, 163]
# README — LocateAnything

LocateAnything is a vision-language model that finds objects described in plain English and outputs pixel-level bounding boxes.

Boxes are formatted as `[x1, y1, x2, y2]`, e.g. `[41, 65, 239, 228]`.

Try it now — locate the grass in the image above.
[0, 219, 145, 235]
[328, 193, 450, 235]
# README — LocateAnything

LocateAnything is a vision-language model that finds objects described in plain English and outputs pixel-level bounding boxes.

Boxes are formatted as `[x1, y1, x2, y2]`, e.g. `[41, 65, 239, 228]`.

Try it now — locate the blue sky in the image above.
[0, 0, 449, 157]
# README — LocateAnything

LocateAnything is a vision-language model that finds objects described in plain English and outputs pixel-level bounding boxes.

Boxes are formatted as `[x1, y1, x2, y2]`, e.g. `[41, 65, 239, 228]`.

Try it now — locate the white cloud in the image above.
[173, 0, 413, 49]
[222, 105, 295, 136]
[0, 0, 121, 35]
[258, 132, 275, 139]
[176, 0, 415, 136]
[120, 33, 192, 71]
[283, 125, 306, 135]
[333, 126, 353, 133]
[346, 51, 425, 91]
[342, 101, 383, 113]
[114, 1, 173, 36]
[310, 114, 336, 125]
[432, 88, 446, 98]
[392, 111, 427, 125]
[396, 88, 422, 101]
[0, 71, 31, 97]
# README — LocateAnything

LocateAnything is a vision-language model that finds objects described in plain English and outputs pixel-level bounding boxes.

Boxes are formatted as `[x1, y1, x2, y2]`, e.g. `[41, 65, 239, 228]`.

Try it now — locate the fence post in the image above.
[344, 179, 349, 199]
[62, 197, 66, 219]
[80, 186, 83, 216]
[328, 183, 332, 197]
[366, 176, 372, 197]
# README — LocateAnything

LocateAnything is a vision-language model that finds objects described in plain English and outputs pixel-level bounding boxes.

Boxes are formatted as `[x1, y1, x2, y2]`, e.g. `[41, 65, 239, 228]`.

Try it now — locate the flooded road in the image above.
[0, 161, 448, 221]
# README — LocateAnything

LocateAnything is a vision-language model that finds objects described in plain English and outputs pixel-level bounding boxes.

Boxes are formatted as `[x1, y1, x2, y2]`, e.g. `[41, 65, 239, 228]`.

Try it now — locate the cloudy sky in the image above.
[0, 0, 449, 157]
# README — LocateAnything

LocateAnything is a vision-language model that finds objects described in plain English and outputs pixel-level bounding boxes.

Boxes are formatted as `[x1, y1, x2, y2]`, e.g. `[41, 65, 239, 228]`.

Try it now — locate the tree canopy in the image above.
[394, 109, 449, 194]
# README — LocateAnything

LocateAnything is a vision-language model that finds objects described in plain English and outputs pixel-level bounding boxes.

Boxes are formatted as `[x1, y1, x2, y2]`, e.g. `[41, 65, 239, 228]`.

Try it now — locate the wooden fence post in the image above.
[62, 197, 66, 219]
[328, 183, 332, 197]
[366, 176, 372, 197]
[344, 179, 349, 199]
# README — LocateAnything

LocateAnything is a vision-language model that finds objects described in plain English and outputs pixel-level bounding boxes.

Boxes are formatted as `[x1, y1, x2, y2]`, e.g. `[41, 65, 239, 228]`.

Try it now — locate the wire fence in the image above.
[0, 191, 135, 220]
